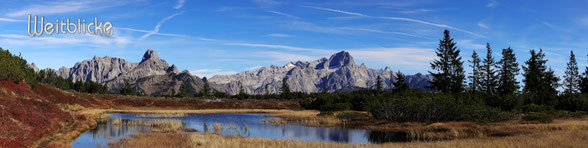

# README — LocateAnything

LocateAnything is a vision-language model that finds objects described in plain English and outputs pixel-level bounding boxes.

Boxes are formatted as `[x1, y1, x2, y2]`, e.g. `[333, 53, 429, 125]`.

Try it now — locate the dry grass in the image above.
[109, 133, 193, 148]
[112, 118, 184, 133]
[32, 109, 110, 148]
[137, 113, 186, 118]
[108, 123, 588, 148]
[104, 108, 295, 114]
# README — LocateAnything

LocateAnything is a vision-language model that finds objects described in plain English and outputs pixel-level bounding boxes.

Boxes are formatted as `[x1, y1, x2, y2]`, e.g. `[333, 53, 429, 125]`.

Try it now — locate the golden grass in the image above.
[137, 113, 186, 118]
[104, 108, 294, 114]
[112, 118, 184, 133]
[32, 109, 110, 148]
[108, 123, 588, 148]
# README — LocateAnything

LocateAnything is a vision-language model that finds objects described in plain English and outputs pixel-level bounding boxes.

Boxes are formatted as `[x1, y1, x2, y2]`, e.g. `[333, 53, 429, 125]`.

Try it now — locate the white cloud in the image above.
[348, 48, 436, 68]
[486, 0, 498, 8]
[226, 42, 332, 53]
[301, 5, 486, 38]
[398, 9, 433, 14]
[477, 21, 489, 29]
[0, 18, 25, 22]
[117, 27, 188, 38]
[282, 20, 346, 34]
[266, 33, 291, 37]
[139, 12, 184, 40]
[339, 27, 429, 39]
[0, 33, 131, 46]
[301, 6, 367, 17]
[6, 0, 135, 17]
[254, 51, 321, 63]
[267, 10, 299, 18]
[174, 0, 186, 9]
[245, 65, 263, 71]
[7, 1, 91, 17]
[190, 69, 237, 78]
[458, 40, 485, 50]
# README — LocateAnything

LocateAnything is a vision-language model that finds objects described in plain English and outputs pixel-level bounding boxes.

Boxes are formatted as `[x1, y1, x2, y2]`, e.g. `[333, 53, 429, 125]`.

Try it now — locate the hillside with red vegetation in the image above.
[0, 80, 76, 147]
[0, 80, 299, 147]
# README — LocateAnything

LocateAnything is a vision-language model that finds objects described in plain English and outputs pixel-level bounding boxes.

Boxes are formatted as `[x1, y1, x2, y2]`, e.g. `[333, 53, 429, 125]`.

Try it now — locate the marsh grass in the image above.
[208, 123, 250, 137]
[137, 113, 186, 118]
[112, 118, 184, 133]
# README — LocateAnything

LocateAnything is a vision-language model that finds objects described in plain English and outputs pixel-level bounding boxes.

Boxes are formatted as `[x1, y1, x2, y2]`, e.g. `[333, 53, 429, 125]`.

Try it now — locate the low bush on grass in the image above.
[336, 112, 366, 120]
[523, 112, 552, 123]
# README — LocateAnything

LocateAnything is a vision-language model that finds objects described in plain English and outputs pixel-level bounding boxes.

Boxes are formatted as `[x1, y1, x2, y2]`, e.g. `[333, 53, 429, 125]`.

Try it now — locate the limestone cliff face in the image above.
[52, 49, 216, 96]
[209, 51, 432, 95]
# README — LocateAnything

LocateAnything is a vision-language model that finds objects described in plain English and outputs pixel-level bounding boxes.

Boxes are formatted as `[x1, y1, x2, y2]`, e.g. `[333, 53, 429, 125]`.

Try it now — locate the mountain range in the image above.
[28, 50, 431, 95]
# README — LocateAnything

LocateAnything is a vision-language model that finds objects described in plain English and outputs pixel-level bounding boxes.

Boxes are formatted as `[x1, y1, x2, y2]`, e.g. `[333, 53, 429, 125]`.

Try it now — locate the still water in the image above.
[71, 113, 409, 147]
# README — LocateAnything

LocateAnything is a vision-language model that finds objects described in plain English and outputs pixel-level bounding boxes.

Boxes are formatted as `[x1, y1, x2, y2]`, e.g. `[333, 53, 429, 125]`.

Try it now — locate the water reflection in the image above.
[72, 113, 417, 147]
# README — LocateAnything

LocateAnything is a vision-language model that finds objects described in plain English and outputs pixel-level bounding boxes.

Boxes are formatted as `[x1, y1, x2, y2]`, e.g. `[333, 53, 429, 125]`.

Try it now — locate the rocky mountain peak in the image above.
[141, 49, 159, 63]
[167, 64, 179, 73]
[327, 51, 354, 69]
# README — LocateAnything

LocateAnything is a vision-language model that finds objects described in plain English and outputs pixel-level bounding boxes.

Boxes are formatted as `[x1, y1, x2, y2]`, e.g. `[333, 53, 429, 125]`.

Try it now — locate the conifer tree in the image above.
[563, 50, 580, 94]
[376, 75, 383, 91]
[581, 54, 588, 94]
[393, 71, 409, 91]
[481, 43, 499, 94]
[202, 77, 210, 96]
[497, 47, 520, 95]
[281, 77, 290, 97]
[523, 49, 560, 105]
[429, 29, 465, 93]
[468, 50, 482, 93]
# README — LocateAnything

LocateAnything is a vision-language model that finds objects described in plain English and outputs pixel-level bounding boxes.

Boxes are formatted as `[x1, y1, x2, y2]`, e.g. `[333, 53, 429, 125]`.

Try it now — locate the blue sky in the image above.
[0, 0, 587, 78]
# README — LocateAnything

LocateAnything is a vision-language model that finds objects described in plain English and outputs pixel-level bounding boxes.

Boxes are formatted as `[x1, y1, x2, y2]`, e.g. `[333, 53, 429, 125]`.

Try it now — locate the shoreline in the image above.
[43, 108, 588, 147]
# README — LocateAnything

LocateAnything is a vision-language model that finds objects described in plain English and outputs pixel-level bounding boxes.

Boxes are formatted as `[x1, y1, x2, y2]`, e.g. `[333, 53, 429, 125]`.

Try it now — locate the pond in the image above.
[71, 113, 410, 147]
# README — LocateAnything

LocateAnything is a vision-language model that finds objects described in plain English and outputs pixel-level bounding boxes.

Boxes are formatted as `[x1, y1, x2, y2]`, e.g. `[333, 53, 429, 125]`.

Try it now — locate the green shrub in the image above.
[460, 105, 517, 124]
[336, 112, 366, 120]
[523, 112, 552, 123]
[521, 104, 554, 113]
[317, 111, 333, 116]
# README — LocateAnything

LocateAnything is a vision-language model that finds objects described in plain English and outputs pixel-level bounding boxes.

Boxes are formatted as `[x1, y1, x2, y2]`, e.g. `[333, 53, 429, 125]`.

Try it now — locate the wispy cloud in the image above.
[117, 27, 188, 37]
[190, 69, 237, 78]
[339, 27, 430, 39]
[245, 65, 263, 71]
[486, 0, 498, 8]
[254, 51, 321, 63]
[266, 33, 291, 37]
[348, 47, 436, 69]
[281, 20, 346, 34]
[301, 6, 367, 17]
[398, 9, 433, 14]
[139, 12, 184, 40]
[0, 18, 25, 22]
[301, 5, 486, 38]
[7, 1, 91, 17]
[174, 0, 186, 9]
[267, 10, 299, 18]
[458, 40, 485, 50]
[6, 0, 135, 17]
[0, 33, 131, 46]
[226, 42, 331, 53]
[477, 21, 489, 29]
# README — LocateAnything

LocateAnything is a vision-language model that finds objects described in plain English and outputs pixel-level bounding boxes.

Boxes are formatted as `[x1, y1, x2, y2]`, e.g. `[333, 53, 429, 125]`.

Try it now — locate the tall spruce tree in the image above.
[468, 50, 482, 93]
[393, 71, 409, 91]
[202, 77, 210, 96]
[281, 77, 290, 96]
[523, 49, 560, 105]
[582, 54, 588, 94]
[497, 47, 520, 95]
[481, 43, 499, 94]
[563, 50, 580, 94]
[429, 29, 465, 93]
[376, 75, 383, 91]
